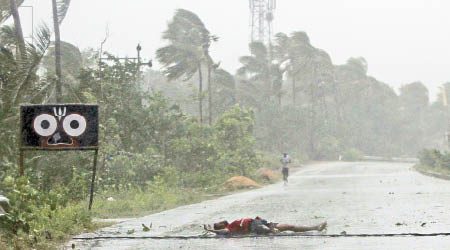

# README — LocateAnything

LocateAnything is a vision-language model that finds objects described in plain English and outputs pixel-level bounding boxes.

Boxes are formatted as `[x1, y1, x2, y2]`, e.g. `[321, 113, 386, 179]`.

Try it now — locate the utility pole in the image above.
[136, 43, 142, 80]
[136, 43, 142, 64]
[99, 43, 152, 69]
[98, 43, 152, 102]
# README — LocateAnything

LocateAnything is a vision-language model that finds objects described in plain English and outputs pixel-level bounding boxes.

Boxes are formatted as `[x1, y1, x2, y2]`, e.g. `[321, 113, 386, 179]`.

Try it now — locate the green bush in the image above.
[316, 136, 341, 160]
[418, 149, 450, 170]
[214, 105, 260, 176]
[418, 149, 442, 167]
[0, 56, 264, 248]
[0, 175, 95, 248]
[342, 148, 364, 161]
[259, 153, 281, 170]
[91, 182, 202, 218]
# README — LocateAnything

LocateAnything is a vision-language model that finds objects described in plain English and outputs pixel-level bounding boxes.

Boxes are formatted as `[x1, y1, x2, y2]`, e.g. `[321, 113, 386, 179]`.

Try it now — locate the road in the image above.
[68, 161, 450, 249]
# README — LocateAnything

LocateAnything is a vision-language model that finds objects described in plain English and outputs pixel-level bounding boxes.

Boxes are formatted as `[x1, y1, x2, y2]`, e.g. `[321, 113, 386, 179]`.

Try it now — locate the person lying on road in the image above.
[203, 216, 327, 236]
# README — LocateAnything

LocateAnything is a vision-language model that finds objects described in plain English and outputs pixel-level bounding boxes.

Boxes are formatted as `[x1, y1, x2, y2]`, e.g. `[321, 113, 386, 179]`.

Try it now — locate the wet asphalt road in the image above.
[68, 161, 450, 249]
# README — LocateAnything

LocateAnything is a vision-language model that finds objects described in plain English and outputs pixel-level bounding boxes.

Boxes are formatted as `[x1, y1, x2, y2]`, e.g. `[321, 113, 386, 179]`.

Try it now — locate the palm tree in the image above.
[272, 32, 289, 104]
[207, 57, 212, 125]
[273, 31, 317, 105]
[273, 31, 335, 158]
[42, 40, 82, 77]
[1, 0, 21, 23]
[270, 62, 283, 105]
[238, 42, 274, 107]
[0, 23, 53, 172]
[1, 1, 52, 111]
[51, 0, 71, 103]
[7, 0, 26, 60]
[157, 9, 211, 123]
[205, 36, 219, 125]
[1, 24, 52, 123]
[333, 57, 370, 121]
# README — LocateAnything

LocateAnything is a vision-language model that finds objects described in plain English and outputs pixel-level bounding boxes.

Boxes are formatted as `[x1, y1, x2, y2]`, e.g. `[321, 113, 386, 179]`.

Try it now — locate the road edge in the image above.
[413, 165, 450, 181]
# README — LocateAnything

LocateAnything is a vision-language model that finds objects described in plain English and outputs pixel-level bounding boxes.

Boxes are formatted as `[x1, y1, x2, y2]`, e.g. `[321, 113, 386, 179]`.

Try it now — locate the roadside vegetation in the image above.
[1, 2, 450, 249]
[416, 149, 450, 176]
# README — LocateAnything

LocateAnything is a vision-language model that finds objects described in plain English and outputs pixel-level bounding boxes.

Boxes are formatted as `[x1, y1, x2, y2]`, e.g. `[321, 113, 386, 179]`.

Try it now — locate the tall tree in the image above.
[1, 0, 23, 23]
[51, 0, 71, 103]
[207, 58, 212, 124]
[8, 0, 25, 60]
[157, 9, 211, 124]
[210, 67, 235, 118]
[205, 36, 218, 125]
[0, 24, 52, 164]
[398, 81, 429, 153]
[273, 31, 334, 158]
[333, 57, 369, 121]
[238, 42, 274, 108]
[273, 31, 316, 105]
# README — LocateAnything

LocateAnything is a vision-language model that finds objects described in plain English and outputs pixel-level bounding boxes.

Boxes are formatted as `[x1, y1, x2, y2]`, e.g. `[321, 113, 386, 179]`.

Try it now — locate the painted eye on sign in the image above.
[21, 104, 98, 149]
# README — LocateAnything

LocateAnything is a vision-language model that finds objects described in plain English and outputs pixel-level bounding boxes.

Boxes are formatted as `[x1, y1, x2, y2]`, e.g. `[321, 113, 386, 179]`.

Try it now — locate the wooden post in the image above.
[88, 149, 99, 210]
[18, 106, 24, 176]
[19, 150, 24, 176]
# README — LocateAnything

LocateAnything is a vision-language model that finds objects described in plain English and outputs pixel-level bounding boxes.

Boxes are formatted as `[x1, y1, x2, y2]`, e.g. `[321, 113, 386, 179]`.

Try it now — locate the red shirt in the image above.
[226, 218, 253, 234]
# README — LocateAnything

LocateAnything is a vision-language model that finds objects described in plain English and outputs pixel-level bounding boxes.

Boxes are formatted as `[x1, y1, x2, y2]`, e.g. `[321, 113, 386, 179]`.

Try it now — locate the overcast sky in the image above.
[18, 0, 450, 100]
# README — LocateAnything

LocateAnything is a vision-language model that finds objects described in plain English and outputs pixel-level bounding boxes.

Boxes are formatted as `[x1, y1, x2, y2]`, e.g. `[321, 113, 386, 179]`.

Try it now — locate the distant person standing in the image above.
[280, 153, 291, 184]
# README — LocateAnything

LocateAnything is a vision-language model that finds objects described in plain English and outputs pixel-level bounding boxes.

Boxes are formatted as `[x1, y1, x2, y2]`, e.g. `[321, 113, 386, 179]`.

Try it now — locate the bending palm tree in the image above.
[238, 42, 272, 107]
[157, 9, 212, 123]
[273, 31, 316, 105]
[7, 0, 26, 60]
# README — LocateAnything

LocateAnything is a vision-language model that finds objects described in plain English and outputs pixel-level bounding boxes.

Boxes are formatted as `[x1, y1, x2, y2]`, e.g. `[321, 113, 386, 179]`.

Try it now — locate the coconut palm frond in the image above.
[248, 42, 267, 59]
[0, 24, 16, 46]
[156, 43, 198, 81]
[0, 0, 25, 24]
[0, 0, 10, 24]
[175, 9, 205, 28]
[33, 23, 51, 57]
[56, 0, 71, 24]
[213, 69, 235, 89]
[28, 78, 54, 103]
[11, 24, 51, 106]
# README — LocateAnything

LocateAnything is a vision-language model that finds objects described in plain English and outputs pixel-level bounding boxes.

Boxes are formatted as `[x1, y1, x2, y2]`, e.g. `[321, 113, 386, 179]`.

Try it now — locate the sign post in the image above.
[19, 104, 99, 210]
[89, 149, 98, 210]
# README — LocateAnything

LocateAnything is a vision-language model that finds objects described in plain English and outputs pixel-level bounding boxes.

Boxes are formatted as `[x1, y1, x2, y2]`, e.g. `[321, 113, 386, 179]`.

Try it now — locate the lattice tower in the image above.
[249, 0, 276, 46]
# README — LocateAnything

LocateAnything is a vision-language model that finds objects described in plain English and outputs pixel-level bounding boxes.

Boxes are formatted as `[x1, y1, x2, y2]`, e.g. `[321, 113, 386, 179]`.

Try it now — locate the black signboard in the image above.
[21, 104, 98, 149]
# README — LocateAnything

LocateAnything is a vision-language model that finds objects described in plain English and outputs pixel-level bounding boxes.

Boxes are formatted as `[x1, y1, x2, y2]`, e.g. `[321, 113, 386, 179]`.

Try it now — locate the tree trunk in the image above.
[198, 63, 203, 124]
[333, 83, 343, 123]
[52, 0, 63, 103]
[9, 0, 26, 60]
[292, 77, 296, 105]
[264, 70, 271, 103]
[308, 67, 318, 159]
[278, 87, 282, 105]
[207, 63, 212, 125]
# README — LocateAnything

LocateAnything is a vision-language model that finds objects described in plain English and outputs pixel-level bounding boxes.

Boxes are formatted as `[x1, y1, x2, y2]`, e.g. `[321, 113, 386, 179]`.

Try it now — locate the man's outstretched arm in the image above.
[204, 224, 231, 235]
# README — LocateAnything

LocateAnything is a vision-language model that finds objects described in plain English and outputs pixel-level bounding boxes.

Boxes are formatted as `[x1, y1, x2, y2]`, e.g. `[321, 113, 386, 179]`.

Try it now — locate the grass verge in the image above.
[91, 187, 207, 219]
[1, 154, 288, 249]
[415, 164, 450, 177]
